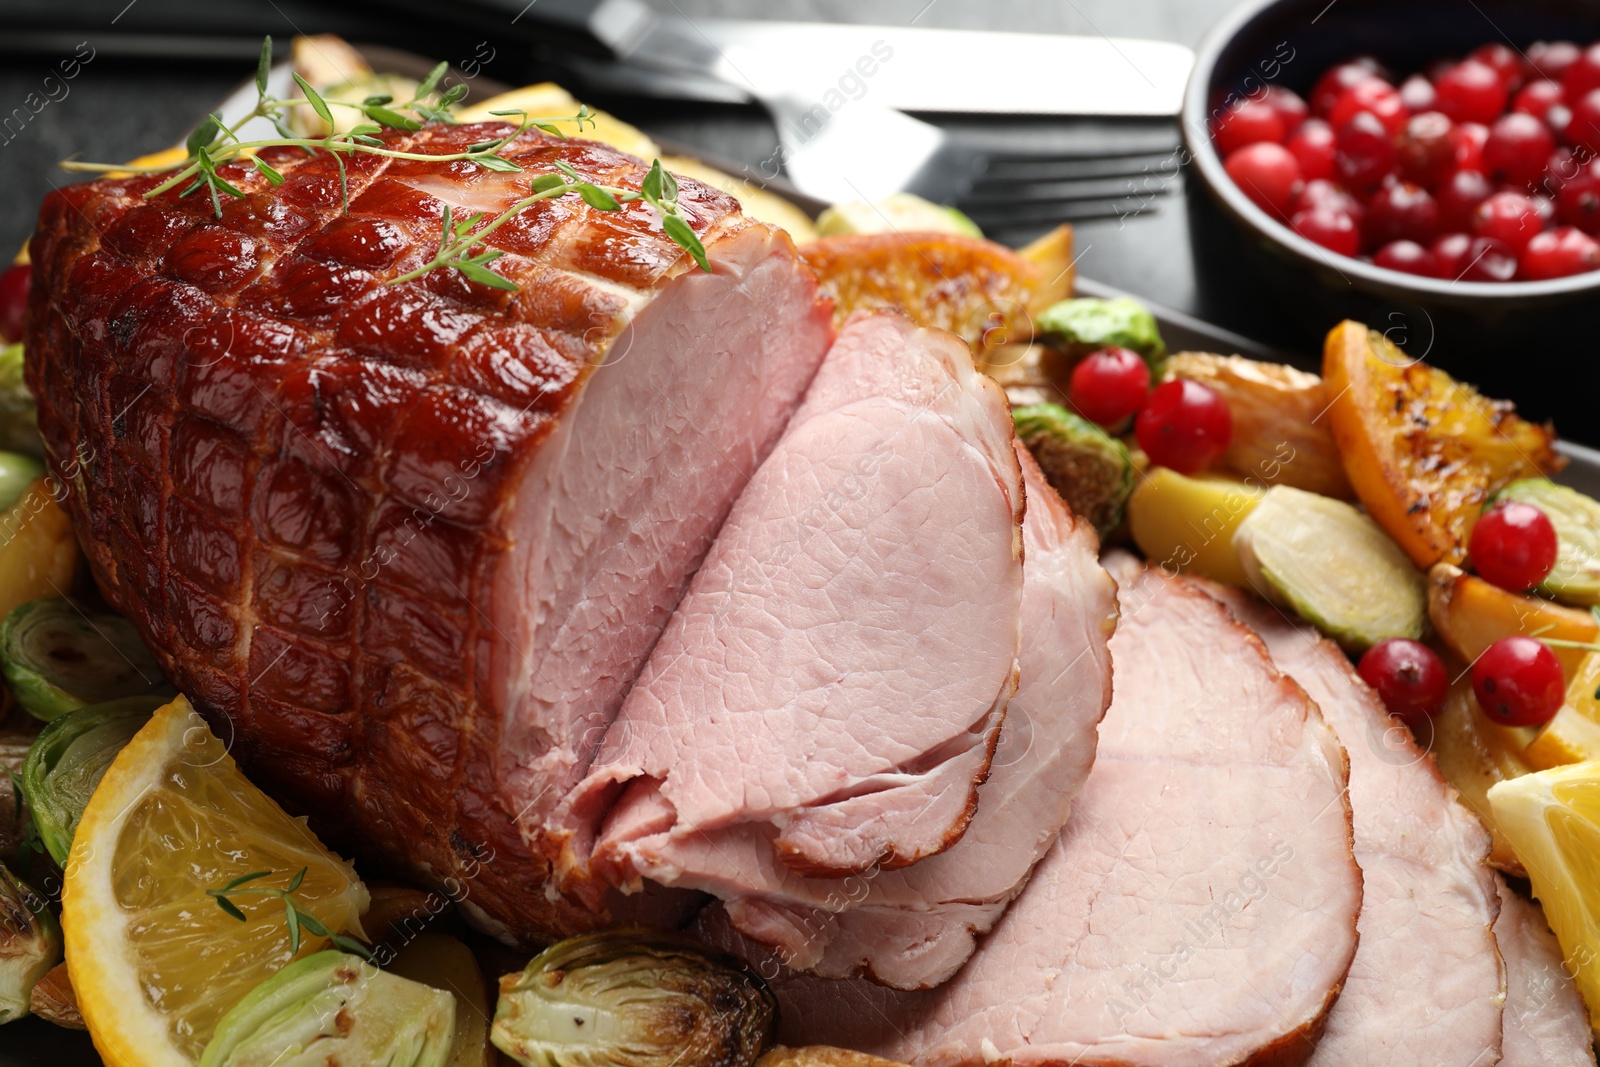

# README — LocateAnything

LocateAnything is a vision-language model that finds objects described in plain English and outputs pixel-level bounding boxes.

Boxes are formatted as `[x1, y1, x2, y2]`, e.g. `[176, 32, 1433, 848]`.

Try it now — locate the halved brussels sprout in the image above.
[1036, 296, 1166, 366]
[1491, 479, 1600, 607]
[0, 343, 40, 459]
[1234, 485, 1427, 652]
[2, 860, 62, 1024]
[199, 950, 456, 1067]
[1012, 403, 1135, 539]
[0, 598, 173, 722]
[21, 696, 162, 866]
[816, 193, 982, 238]
[491, 929, 777, 1067]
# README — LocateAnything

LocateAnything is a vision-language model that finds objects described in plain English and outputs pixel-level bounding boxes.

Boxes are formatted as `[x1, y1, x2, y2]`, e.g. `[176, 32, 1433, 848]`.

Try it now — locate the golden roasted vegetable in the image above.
[1427, 562, 1599, 679]
[28, 961, 83, 1030]
[1126, 467, 1262, 586]
[0, 479, 78, 625]
[1164, 352, 1352, 499]
[801, 231, 1069, 353]
[388, 934, 492, 1067]
[1323, 321, 1563, 568]
[980, 343, 1070, 408]
[1526, 652, 1600, 770]
[1012, 404, 1134, 539]
[1427, 671, 1534, 875]
[1016, 224, 1076, 306]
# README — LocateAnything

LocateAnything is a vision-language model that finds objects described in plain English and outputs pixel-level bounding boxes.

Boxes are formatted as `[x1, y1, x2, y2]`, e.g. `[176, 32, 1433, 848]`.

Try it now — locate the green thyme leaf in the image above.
[576, 184, 620, 211]
[477, 155, 522, 173]
[417, 61, 449, 101]
[251, 156, 285, 185]
[530, 174, 567, 193]
[292, 73, 333, 125]
[455, 260, 518, 291]
[365, 105, 423, 132]
[187, 113, 222, 156]
[641, 159, 664, 202]
[663, 213, 709, 271]
[215, 896, 248, 922]
[256, 36, 273, 95]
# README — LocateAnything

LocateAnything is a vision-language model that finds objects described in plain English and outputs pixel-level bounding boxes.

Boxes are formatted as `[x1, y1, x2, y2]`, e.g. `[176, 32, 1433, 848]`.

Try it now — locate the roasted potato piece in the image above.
[1126, 467, 1261, 586]
[1016, 224, 1076, 308]
[1164, 352, 1353, 499]
[1427, 562, 1599, 679]
[1322, 321, 1563, 568]
[800, 230, 1069, 353]
[0, 479, 79, 625]
[388, 934, 493, 1067]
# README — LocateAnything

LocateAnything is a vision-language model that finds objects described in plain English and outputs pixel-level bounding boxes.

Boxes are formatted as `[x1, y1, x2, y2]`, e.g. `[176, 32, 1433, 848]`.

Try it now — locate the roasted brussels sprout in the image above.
[2, 859, 61, 1024]
[0, 598, 173, 722]
[1012, 403, 1135, 539]
[491, 929, 778, 1067]
[21, 696, 162, 866]
[199, 950, 456, 1067]
[0, 344, 40, 459]
[816, 193, 982, 238]
[1036, 296, 1166, 366]
[1491, 479, 1600, 607]
[1234, 485, 1427, 652]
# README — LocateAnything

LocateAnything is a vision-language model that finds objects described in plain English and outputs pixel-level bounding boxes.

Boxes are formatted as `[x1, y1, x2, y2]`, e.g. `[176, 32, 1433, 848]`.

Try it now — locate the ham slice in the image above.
[559, 311, 1025, 896]
[701, 559, 1362, 1067]
[1204, 585, 1505, 1067]
[1496, 878, 1596, 1067]
[26, 126, 833, 941]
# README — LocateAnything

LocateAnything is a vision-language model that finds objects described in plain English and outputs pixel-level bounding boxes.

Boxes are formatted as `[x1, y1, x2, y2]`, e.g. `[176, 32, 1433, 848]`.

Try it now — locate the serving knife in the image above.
[433, 0, 1193, 117]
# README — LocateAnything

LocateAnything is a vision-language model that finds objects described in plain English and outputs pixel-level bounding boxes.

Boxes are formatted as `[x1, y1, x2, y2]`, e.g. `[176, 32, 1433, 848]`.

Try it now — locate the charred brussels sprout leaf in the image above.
[1012, 403, 1135, 539]
[21, 696, 162, 866]
[1037, 296, 1166, 366]
[199, 950, 455, 1067]
[491, 929, 778, 1067]
[0, 598, 174, 722]
[1, 860, 61, 1023]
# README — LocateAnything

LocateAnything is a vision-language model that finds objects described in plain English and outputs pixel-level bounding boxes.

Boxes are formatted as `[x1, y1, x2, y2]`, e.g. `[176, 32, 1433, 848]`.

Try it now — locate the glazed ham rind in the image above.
[706, 560, 1362, 1066]
[26, 125, 833, 940]
[593, 434, 1114, 990]
[1204, 585, 1506, 1067]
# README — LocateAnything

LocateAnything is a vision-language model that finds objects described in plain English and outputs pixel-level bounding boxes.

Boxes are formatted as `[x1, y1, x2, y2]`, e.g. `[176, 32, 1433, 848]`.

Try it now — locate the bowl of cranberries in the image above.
[1184, 0, 1600, 337]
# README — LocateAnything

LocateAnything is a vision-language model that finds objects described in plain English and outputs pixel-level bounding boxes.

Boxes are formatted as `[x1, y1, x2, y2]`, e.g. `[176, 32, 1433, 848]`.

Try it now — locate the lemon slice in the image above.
[61, 696, 368, 1067]
[1488, 760, 1600, 1031]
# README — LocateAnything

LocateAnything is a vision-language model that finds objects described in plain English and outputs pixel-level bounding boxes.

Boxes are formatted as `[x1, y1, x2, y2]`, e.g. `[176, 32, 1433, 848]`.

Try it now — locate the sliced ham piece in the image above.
[1204, 585, 1506, 1067]
[620, 443, 1114, 990]
[701, 559, 1362, 1067]
[1495, 878, 1596, 1067]
[26, 125, 833, 941]
[558, 311, 1026, 896]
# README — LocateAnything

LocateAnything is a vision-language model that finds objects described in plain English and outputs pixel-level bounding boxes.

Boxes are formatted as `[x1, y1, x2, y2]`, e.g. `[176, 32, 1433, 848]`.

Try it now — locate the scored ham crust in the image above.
[25, 124, 834, 940]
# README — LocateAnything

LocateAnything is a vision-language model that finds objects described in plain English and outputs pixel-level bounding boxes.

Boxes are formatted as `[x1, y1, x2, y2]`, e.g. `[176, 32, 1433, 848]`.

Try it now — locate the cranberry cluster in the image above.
[1215, 41, 1600, 282]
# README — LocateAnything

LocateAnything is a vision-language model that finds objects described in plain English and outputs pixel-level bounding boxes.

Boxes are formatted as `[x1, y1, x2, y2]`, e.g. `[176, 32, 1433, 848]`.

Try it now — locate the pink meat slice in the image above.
[659, 445, 1115, 990]
[1495, 877, 1596, 1067]
[559, 311, 1025, 889]
[700, 558, 1362, 1067]
[1205, 585, 1505, 1067]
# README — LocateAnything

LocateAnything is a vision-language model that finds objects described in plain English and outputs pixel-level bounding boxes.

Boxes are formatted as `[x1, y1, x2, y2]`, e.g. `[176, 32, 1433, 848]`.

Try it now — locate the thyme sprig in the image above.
[207, 867, 375, 963]
[59, 35, 710, 289]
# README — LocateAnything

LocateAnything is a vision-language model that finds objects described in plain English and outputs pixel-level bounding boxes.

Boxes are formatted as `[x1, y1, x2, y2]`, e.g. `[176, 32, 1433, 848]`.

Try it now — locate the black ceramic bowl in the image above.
[1182, 0, 1600, 429]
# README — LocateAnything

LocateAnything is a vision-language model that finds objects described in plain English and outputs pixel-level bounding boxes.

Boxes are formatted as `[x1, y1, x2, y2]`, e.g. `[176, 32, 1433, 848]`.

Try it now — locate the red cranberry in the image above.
[1068, 347, 1151, 426]
[1471, 500, 1560, 590]
[1451, 121, 1490, 172]
[1471, 636, 1565, 727]
[1214, 99, 1288, 156]
[1435, 60, 1510, 125]
[1295, 178, 1366, 223]
[1543, 146, 1580, 196]
[1530, 191, 1558, 227]
[1225, 142, 1303, 217]
[1134, 379, 1233, 474]
[1399, 74, 1438, 113]
[1546, 103, 1574, 143]
[1567, 87, 1600, 153]
[1483, 112, 1558, 187]
[1438, 169, 1494, 230]
[1529, 40, 1581, 82]
[1519, 225, 1600, 278]
[1472, 190, 1544, 254]
[1336, 111, 1397, 191]
[1358, 638, 1449, 730]
[1397, 111, 1456, 188]
[1312, 62, 1386, 117]
[1292, 206, 1361, 256]
[1261, 85, 1310, 132]
[1458, 235, 1520, 280]
[1286, 118, 1337, 182]
[1367, 181, 1441, 246]
[1373, 239, 1439, 276]
[1563, 42, 1600, 102]
[1469, 43, 1525, 93]
[1431, 232, 1475, 277]
[1559, 157, 1600, 232]
[1329, 79, 1409, 136]
[1514, 79, 1565, 121]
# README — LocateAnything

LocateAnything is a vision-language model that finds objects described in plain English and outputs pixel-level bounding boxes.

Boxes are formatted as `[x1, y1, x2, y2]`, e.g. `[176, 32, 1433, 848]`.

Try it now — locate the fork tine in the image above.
[960, 198, 1163, 225]
[960, 178, 1180, 209]
[973, 153, 1183, 185]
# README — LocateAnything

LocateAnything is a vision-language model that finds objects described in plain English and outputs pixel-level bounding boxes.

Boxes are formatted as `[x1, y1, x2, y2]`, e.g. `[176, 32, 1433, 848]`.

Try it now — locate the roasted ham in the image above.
[1495, 878, 1596, 1067]
[26, 126, 834, 940]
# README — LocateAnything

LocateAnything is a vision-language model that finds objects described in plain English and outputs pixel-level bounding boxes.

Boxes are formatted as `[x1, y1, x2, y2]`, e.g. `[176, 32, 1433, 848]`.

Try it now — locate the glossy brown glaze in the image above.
[24, 124, 749, 941]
